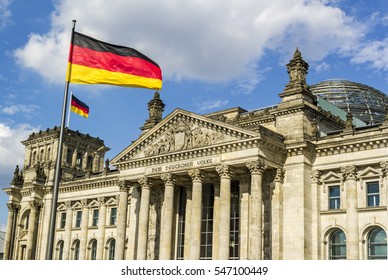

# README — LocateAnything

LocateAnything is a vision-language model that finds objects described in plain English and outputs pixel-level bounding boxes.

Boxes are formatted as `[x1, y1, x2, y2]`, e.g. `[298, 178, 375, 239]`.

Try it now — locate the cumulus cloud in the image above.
[0, 122, 39, 184]
[13, 0, 373, 87]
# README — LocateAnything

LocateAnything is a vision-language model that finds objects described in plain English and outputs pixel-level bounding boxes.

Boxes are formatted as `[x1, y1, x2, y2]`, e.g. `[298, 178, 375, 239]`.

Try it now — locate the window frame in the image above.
[366, 181, 380, 207]
[92, 209, 99, 227]
[59, 212, 66, 229]
[75, 210, 82, 228]
[328, 185, 341, 210]
[368, 228, 387, 260]
[329, 229, 346, 260]
[110, 207, 117, 225]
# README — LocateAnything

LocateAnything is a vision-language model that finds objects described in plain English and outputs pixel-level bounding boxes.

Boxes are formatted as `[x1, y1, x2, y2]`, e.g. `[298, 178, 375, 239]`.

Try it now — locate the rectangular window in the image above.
[60, 212, 66, 228]
[75, 210, 82, 227]
[110, 207, 117, 225]
[367, 181, 380, 207]
[92, 209, 99, 226]
[200, 184, 214, 260]
[329, 185, 340, 210]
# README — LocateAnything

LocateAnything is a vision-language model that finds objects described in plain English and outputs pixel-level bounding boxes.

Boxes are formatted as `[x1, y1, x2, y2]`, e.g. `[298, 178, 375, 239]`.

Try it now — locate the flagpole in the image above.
[46, 19, 77, 260]
[66, 91, 72, 128]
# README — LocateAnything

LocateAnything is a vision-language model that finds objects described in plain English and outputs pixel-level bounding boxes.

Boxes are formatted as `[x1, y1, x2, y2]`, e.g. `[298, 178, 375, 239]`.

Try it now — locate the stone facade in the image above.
[3, 49, 387, 260]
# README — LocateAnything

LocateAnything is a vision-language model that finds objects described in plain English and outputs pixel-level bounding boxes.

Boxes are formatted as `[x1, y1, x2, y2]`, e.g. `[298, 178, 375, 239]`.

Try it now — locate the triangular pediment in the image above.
[112, 108, 260, 165]
[359, 166, 381, 178]
[321, 171, 341, 182]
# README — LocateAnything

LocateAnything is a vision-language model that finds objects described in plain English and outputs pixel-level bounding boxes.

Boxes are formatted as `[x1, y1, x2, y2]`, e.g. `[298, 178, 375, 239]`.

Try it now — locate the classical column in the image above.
[26, 201, 41, 260]
[39, 186, 53, 260]
[188, 169, 204, 260]
[96, 197, 107, 260]
[246, 159, 266, 260]
[136, 177, 152, 260]
[183, 185, 192, 260]
[63, 201, 73, 260]
[272, 169, 284, 260]
[115, 181, 129, 260]
[341, 166, 359, 260]
[215, 164, 233, 260]
[239, 175, 250, 260]
[4, 203, 20, 260]
[126, 184, 140, 260]
[310, 169, 321, 260]
[381, 162, 388, 233]
[79, 199, 89, 260]
[212, 180, 220, 260]
[160, 173, 176, 259]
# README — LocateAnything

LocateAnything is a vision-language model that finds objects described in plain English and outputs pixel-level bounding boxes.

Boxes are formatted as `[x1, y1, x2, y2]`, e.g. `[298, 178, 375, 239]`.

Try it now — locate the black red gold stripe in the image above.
[71, 95, 89, 118]
[66, 32, 162, 90]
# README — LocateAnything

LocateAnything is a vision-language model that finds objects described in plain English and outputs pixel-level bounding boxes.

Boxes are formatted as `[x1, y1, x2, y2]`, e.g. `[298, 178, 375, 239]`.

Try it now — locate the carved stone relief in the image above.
[144, 120, 224, 157]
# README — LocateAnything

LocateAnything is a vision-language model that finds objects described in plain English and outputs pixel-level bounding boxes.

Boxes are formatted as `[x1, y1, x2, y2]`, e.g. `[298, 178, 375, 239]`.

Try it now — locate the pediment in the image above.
[359, 166, 381, 178]
[321, 171, 341, 182]
[112, 108, 259, 165]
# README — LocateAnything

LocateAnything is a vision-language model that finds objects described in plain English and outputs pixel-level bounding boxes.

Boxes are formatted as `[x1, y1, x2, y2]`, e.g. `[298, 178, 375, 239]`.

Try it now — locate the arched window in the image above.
[108, 239, 116, 260]
[90, 239, 97, 260]
[56, 240, 64, 260]
[329, 229, 346, 260]
[76, 152, 83, 167]
[368, 228, 387, 259]
[40, 149, 44, 162]
[32, 150, 37, 165]
[73, 240, 80, 260]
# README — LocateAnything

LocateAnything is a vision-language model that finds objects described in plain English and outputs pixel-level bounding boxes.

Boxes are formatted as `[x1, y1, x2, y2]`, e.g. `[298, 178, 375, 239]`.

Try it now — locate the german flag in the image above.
[70, 95, 89, 118]
[66, 32, 162, 90]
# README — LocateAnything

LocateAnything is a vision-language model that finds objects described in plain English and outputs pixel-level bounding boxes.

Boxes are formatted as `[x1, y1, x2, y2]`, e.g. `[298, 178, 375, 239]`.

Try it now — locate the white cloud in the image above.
[0, 122, 39, 185]
[0, 0, 11, 29]
[0, 223, 6, 232]
[351, 39, 388, 71]
[1, 104, 40, 115]
[198, 100, 229, 113]
[13, 0, 370, 87]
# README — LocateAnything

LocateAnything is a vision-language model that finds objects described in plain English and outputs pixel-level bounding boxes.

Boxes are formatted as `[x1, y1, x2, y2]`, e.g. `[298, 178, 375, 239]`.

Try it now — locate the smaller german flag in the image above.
[70, 95, 89, 118]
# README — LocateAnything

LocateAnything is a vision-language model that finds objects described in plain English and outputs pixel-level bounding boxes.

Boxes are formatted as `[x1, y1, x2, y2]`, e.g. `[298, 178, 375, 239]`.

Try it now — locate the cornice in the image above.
[116, 138, 262, 170]
[59, 175, 119, 193]
[316, 133, 388, 157]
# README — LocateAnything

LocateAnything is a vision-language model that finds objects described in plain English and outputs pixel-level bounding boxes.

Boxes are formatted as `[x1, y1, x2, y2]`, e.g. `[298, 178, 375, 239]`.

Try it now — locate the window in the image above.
[90, 239, 97, 260]
[92, 209, 99, 226]
[73, 240, 80, 260]
[366, 181, 380, 207]
[25, 213, 30, 230]
[110, 208, 117, 225]
[329, 229, 346, 260]
[329, 185, 340, 210]
[76, 152, 83, 167]
[368, 228, 387, 259]
[176, 187, 186, 260]
[108, 239, 116, 260]
[75, 211, 82, 227]
[60, 212, 66, 228]
[87, 155, 93, 170]
[66, 147, 73, 165]
[58, 241, 64, 260]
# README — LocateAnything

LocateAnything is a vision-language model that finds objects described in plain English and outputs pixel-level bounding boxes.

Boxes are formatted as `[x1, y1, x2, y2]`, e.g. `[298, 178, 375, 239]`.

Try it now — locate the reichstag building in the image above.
[3, 49, 388, 260]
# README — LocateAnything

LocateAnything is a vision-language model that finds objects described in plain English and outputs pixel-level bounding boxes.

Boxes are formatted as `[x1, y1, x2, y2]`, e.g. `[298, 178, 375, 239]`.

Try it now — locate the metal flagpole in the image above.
[66, 91, 72, 128]
[46, 19, 77, 260]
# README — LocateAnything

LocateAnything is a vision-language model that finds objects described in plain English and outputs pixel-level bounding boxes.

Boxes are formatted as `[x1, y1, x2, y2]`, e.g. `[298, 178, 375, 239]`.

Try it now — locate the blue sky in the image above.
[0, 0, 387, 230]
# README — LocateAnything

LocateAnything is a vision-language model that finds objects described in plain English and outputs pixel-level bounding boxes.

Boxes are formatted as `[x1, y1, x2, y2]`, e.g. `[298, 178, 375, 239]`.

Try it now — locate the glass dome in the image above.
[309, 79, 387, 124]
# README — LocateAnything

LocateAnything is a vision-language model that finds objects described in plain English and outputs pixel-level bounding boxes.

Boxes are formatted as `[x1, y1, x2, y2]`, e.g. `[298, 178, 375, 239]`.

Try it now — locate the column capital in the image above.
[310, 169, 321, 184]
[275, 168, 285, 183]
[188, 169, 204, 183]
[215, 164, 233, 179]
[97, 196, 106, 207]
[137, 177, 152, 190]
[7, 202, 20, 212]
[380, 161, 388, 178]
[341, 165, 358, 181]
[246, 160, 266, 175]
[29, 200, 42, 210]
[81, 199, 89, 208]
[161, 173, 176, 186]
[118, 180, 129, 192]
[65, 200, 72, 209]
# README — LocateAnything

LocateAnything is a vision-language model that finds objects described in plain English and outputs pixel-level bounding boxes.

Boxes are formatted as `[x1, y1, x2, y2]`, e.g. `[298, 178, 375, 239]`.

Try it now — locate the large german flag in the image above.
[66, 32, 162, 90]
[70, 95, 89, 118]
